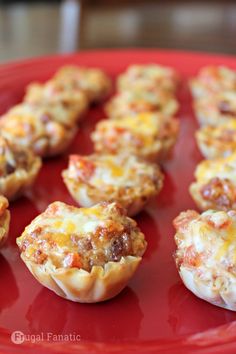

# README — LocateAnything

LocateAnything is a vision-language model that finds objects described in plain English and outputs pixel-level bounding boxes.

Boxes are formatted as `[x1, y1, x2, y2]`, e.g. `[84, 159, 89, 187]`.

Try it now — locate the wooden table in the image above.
[0, 0, 235, 62]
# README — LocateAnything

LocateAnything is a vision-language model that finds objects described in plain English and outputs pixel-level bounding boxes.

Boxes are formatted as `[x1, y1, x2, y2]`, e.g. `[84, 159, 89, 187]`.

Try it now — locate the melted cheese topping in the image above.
[195, 153, 236, 183]
[25, 80, 87, 109]
[197, 119, 236, 144]
[0, 104, 46, 139]
[43, 203, 106, 237]
[126, 64, 176, 77]
[114, 112, 159, 135]
[175, 209, 236, 270]
[197, 91, 236, 113]
[93, 113, 165, 152]
[16, 201, 147, 271]
[19, 202, 127, 247]
[67, 154, 159, 187]
[198, 66, 236, 88]
[218, 92, 236, 110]
[54, 66, 110, 91]
[125, 88, 169, 103]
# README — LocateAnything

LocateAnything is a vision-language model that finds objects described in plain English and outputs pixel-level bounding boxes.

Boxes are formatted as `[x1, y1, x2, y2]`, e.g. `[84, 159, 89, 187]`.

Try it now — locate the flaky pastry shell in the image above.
[178, 265, 236, 311]
[0, 157, 42, 201]
[20, 254, 141, 303]
[24, 82, 89, 126]
[62, 174, 163, 217]
[0, 197, 10, 247]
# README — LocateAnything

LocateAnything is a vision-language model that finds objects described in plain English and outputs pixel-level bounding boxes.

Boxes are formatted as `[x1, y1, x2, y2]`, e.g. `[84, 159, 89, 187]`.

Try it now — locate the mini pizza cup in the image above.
[0, 196, 10, 247]
[16, 201, 147, 303]
[92, 112, 179, 162]
[190, 66, 236, 99]
[190, 153, 236, 211]
[53, 66, 112, 103]
[62, 154, 164, 216]
[196, 119, 236, 159]
[0, 135, 42, 201]
[117, 64, 179, 93]
[193, 92, 236, 126]
[173, 209, 236, 311]
[0, 104, 77, 158]
[105, 89, 179, 120]
[24, 80, 89, 126]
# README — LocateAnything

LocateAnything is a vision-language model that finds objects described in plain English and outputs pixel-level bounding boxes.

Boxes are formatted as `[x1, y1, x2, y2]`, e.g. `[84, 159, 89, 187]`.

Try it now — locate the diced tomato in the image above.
[200, 66, 220, 83]
[45, 202, 60, 216]
[183, 246, 201, 267]
[70, 155, 95, 181]
[114, 127, 126, 134]
[64, 253, 82, 268]
[173, 210, 199, 232]
[206, 218, 231, 230]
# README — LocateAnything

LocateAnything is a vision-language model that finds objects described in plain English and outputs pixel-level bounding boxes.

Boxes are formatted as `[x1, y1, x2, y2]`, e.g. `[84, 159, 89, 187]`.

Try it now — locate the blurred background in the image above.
[0, 0, 236, 62]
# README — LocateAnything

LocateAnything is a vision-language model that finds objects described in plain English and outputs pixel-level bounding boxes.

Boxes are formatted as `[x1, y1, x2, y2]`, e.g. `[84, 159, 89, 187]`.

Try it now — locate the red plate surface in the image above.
[1, 50, 236, 354]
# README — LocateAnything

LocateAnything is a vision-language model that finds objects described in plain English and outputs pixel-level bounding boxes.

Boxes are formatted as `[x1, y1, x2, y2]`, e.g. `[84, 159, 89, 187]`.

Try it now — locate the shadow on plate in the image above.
[26, 286, 143, 342]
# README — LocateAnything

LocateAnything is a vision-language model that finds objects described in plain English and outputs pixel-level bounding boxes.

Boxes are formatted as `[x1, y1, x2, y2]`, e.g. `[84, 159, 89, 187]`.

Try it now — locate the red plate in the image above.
[1, 50, 236, 354]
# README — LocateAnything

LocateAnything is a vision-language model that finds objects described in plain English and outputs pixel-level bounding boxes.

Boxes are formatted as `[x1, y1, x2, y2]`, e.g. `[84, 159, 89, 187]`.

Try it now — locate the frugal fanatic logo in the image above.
[10, 330, 81, 344]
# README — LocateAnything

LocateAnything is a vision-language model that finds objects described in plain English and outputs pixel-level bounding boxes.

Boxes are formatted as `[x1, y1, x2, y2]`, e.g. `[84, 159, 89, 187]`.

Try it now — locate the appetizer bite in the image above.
[196, 119, 236, 159]
[0, 135, 41, 200]
[92, 112, 179, 162]
[190, 153, 236, 211]
[24, 80, 89, 127]
[53, 66, 112, 103]
[190, 65, 236, 99]
[105, 89, 178, 120]
[0, 104, 77, 157]
[117, 64, 179, 93]
[0, 196, 10, 247]
[62, 153, 164, 216]
[174, 209, 236, 311]
[17, 201, 147, 303]
[194, 91, 236, 126]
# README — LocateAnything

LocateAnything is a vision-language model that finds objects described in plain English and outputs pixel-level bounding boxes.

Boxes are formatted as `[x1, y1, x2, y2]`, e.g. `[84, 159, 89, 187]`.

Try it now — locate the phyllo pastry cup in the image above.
[105, 89, 179, 120]
[190, 65, 236, 99]
[16, 201, 147, 303]
[0, 104, 77, 158]
[173, 209, 236, 311]
[24, 80, 89, 126]
[0, 196, 10, 247]
[193, 91, 236, 126]
[190, 153, 236, 211]
[92, 112, 179, 162]
[53, 66, 112, 103]
[0, 135, 41, 200]
[196, 119, 236, 159]
[62, 153, 164, 216]
[117, 64, 179, 93]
